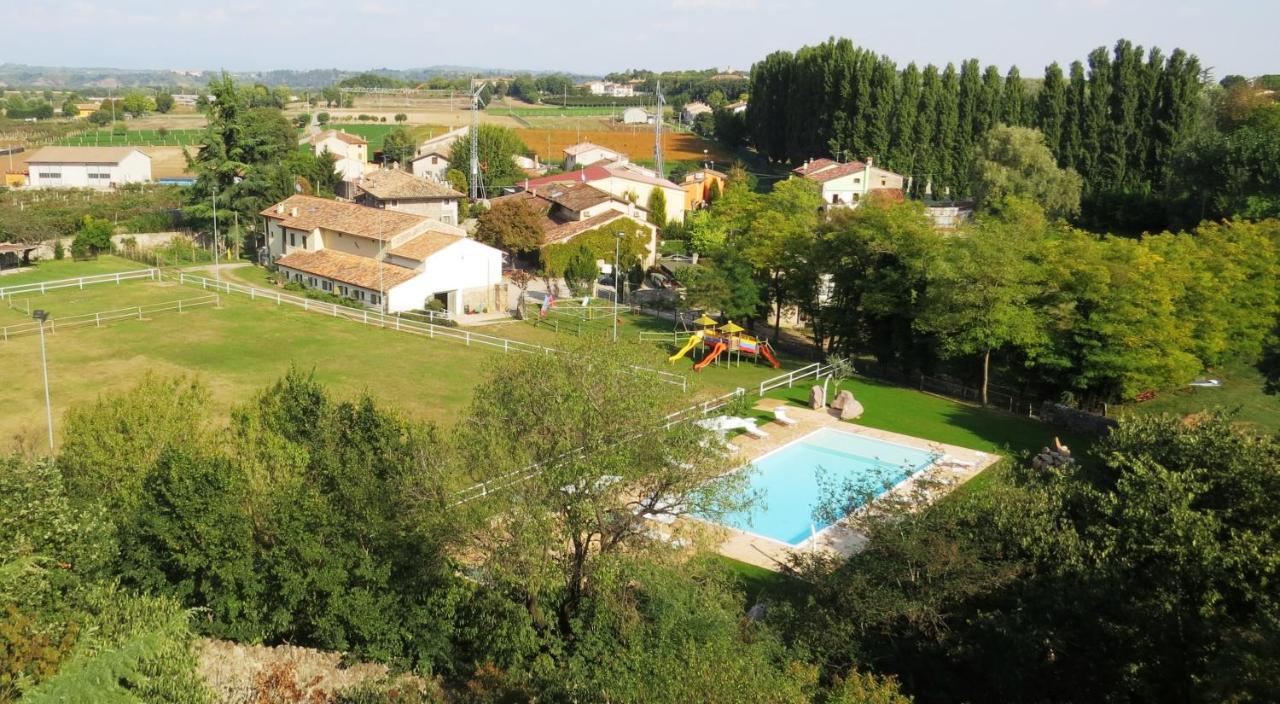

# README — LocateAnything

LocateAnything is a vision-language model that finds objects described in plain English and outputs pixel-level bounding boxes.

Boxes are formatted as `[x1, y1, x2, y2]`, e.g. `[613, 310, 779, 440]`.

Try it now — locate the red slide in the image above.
[760, 343, 781, 369]
[693, 342, 727, 371]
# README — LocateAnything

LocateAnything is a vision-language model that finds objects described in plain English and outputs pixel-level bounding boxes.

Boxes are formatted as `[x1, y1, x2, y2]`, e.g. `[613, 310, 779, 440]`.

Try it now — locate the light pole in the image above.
[612, 231, 624, 342]
[211, 180, 220, 283]
[33, 309, 54, 454]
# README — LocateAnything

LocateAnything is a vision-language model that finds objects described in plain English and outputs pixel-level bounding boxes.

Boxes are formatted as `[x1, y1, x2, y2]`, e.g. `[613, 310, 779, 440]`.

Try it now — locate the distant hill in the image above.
[0, 64, 597, 90]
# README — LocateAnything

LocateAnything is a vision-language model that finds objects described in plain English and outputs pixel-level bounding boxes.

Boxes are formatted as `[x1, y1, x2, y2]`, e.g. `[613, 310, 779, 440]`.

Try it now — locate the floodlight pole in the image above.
[211, 180, 220, 283]
[33, 310, 54, 454]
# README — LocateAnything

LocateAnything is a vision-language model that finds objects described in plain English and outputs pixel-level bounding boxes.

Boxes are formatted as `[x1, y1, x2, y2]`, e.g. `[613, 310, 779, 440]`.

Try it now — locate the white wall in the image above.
[411, 154, 450, 181]
[565, 147, 620, 170]
[592, 176, 685, 223]
[26, 151, 151, 189]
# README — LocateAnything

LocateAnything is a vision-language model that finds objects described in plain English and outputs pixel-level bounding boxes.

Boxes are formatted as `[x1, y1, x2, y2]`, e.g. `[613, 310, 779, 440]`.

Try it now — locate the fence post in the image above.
[96, 312, 100, 327]
[178, 299, 182, 314]
[304, 299, 309, 311]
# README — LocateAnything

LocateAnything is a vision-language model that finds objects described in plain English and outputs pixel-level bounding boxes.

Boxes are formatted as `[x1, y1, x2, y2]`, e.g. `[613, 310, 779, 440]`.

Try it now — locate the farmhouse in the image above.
[585, 80, 636, 98]
[680, 101, 713, 123]
[562, 141, 626, 170]
[519, 161, 686, 224]
[621, 107, 653, 124]
[493, 182, 658, 266]
[353, 168, 464, 226]
[792, 157, 905, 207]
[262, 195, 502, 316]
[724, 100, 748, 114]
[23, 147, 152, 189]
[303, 129, 369, 188]
[410, 151, 450, 182]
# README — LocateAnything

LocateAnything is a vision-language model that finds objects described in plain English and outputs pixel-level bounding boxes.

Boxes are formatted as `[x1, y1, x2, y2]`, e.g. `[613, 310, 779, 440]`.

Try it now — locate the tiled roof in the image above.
[310, 130, 367, 146]
[261, 195, 425, 241]
[356, 168, 462, 200]
[798, 161, 868, 183]
[275, 249, 418, 292]
[791, 158, 838, 176]
[539, 182, 613, 212]
[563, 141, 614, 156]
[25, 146, 148, 164]
[387, 231, 463, 261]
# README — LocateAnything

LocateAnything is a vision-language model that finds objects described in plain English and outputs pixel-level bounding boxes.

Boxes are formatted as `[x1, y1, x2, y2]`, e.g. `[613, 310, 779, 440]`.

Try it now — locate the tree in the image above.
[475, 197, 545, 253]
[71, 215, 114, 256]
[971, 125, 1083, 219]
[60, 96, 78, 118]
[120, 90, 155, 117]
[562, 244, 599, 296]
[448, 124, 528, 194]
[316, 111, 330, 125]
[646, 187, 668, 228]
[679, 250, 761, 321]
[394, 112, 407, 123]
[381, 126, 414, 167]
[154, 93, 174, 114]
[917, 199, 1048, 404]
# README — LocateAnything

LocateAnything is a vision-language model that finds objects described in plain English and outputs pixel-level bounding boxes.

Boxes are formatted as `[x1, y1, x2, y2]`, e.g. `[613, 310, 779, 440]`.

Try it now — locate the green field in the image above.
[1119, 360, 1280, 433]
[0, 255, 147, 288]
[55, 129, 206, 147]
[326, 123, 448, 159]
[502, 105, 668, 117]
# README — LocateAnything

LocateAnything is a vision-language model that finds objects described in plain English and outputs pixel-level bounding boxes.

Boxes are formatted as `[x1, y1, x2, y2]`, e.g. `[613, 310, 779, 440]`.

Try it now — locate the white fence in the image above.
[0, 268, 160, 300]
[177, 273, 688, 391]
[758, 362, 833, 397]
[0, 294, 219, 342]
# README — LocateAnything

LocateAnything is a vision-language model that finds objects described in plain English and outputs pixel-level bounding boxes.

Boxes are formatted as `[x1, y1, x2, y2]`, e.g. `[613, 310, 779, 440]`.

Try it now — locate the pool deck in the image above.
[696, 398, 999, 571]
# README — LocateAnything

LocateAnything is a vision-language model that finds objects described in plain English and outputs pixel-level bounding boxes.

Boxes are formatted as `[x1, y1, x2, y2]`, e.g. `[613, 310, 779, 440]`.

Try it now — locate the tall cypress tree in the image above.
[891, 62, 922, 179]
[978, 65, 1004, 132]
[1001, 66, 1026, 125]
[865, 55, 898, 161]
[1037, 62, 1068, 160]
[1135, 47, 1165, 179]
[954, 59, 981, 195]
[937, 63, 962, 198]
[1063, 60, 1088, 173]
[913, 64, 941, 198]
[1107, 39, 1143, 188]
[1083, 47, 1113, 189]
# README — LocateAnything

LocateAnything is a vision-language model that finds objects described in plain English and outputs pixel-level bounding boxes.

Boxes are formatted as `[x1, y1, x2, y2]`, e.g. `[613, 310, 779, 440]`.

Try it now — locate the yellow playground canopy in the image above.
[693, 315, 718, 327]
[718, 321, 745, 334]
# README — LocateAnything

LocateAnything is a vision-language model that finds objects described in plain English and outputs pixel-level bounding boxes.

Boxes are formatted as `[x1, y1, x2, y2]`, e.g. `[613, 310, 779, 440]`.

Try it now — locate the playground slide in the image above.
[668, 334, 702, 363]
[760, 344, 782, 369]
[693, 342, 727, 371]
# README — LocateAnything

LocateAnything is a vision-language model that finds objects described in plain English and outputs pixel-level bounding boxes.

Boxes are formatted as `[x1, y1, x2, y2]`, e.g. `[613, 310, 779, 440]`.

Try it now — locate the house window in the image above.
[289, 232, 296, 247]
[371, 294, 381, 305]
[880, 178, 886, 186]
[301, 235, 308, 249]
[339, 285, 349, 296]
[853, 177, 861, 184]
[37, 172, 60, 179]
[431, 156, 438, 164]
[322, 280, 332, 292]
[88, 171, 110, 181]
[442, 215, 454, 225]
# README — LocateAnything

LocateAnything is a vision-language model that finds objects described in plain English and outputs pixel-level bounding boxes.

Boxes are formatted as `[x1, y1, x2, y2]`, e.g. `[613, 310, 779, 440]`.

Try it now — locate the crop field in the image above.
[516, 128, 732, 164]
[55, 129, 206, 147]
[326, 123, 450, 159]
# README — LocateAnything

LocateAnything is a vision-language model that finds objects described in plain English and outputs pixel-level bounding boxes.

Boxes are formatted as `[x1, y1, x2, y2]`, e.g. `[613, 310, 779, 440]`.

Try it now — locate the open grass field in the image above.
[516, 128, 732, 165]
[1119, 360, 1280, 433]
[0, 255, 144, 288]
[55, 128, 206, 147]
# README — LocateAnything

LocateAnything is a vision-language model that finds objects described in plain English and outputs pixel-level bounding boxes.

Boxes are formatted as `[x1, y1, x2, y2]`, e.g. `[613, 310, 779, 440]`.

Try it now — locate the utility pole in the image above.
[612, 233, 622, 342]
[653, 81, 664, 178]
[469, 81, 487, 201]
[33, 310, 54, 454]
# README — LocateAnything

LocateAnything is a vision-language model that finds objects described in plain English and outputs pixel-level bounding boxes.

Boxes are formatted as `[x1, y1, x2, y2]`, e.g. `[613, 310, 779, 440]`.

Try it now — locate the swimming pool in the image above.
[717, 428, 939, 546]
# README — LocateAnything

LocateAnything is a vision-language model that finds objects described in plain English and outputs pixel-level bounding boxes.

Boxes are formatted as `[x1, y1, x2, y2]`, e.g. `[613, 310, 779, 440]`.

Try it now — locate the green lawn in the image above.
[1119, 360, 1280, 434]
[55, 129, 206, 147]
[0, 255, 148, 289]
[0, 278, 198, 323]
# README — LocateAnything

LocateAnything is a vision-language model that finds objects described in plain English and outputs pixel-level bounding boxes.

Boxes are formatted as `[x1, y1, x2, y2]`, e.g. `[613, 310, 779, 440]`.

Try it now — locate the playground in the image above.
[666, 315, 781, 371]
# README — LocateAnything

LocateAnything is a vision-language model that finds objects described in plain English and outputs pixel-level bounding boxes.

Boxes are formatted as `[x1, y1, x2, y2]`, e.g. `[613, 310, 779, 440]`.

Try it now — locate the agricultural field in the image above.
[325, 123, 449, 158]
[55, 128, 206, 147]
[516, 128, 732, 165]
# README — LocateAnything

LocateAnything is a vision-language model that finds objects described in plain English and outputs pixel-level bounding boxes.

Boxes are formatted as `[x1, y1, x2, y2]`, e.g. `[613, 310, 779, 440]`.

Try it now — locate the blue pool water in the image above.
[718, 428, 938, 546]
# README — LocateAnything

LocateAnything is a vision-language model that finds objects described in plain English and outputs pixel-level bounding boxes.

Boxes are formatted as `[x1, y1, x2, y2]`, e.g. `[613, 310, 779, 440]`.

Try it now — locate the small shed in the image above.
[621, 107, 652, 125]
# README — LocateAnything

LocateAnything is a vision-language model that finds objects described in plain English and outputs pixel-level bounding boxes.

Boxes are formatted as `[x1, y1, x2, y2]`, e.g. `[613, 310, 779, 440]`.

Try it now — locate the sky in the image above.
[4, 0, 1276, 79]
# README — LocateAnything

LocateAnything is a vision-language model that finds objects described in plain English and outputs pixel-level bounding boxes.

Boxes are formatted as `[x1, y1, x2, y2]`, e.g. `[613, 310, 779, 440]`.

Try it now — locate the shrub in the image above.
[53, 240, 65, 260]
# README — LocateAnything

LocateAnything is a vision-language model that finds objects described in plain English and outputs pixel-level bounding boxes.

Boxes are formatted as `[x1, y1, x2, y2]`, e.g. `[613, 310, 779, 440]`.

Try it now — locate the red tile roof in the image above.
[275, 249, 418, 292]
[261, 195, 425, 241]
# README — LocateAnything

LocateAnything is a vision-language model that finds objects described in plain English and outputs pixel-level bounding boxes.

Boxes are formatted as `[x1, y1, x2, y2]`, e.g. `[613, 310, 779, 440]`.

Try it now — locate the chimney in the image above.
[524, 178, 529, 191]
[580, 169, 586, 183]
[275, 204, 284, 214]
[866, 156, 874, 167]
[290, 207, 299, 217]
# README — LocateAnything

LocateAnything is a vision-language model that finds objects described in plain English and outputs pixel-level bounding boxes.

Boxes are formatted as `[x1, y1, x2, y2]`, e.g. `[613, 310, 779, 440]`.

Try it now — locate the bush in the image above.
[111, 121, 128, 136]
[53, 240, 65, 260]
[317, 112, 330, 125]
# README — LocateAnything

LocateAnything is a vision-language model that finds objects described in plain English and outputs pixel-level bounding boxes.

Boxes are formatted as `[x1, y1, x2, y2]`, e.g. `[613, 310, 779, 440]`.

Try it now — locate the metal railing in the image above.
[177, 273, 688, 391]
[758, 362, 833, 397]
[638, 331, 684, 343]
[0, 268, 160, 299]
[0, 294, 219, 341]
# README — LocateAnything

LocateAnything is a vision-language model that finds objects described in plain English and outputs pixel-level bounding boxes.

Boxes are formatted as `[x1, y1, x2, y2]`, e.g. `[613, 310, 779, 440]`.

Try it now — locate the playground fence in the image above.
[0, 294, 219, 342]
[177, 273, 688, 391]
[758, 362, 833, 397]
[0, 268, 160, 300]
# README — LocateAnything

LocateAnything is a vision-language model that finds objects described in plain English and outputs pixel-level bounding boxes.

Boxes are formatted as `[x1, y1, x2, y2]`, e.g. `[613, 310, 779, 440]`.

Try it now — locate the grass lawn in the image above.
[709, 554, 800, 605]
[0, 255, 147, 289]
[1119, 359, 1280, 434]
[0, 281, 510, 464]
[55, 129, 206, 147]
[0, 278, 200, 323]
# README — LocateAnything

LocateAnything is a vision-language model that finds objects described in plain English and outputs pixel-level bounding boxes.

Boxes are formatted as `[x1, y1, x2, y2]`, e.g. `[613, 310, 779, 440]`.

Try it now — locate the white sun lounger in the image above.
[773, 407, 798, 426]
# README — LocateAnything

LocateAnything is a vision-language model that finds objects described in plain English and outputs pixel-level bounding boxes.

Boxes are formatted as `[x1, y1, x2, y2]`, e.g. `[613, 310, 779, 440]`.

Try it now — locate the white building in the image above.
[353, 168, 464, 225]
[621, 107, 652, 125]
[585, 81, 636, 98]
[791, 157, 906, 208]
[303, 130, 369, 185]
[562, 141, 625, 170]
[262, 195, 502, 316]
[410, 151, 450, 182]
[680, 101, 713, 124]
[24, 147, 151, 189]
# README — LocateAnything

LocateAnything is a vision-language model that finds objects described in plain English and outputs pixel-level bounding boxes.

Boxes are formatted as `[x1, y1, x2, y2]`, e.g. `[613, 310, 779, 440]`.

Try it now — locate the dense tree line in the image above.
[746, 37, 1207, 231]
[670, 166, 1279, 406]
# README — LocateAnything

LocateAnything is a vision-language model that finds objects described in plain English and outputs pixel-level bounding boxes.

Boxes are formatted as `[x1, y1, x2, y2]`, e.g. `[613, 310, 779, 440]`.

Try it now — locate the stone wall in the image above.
[28, 231, 187, 260]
